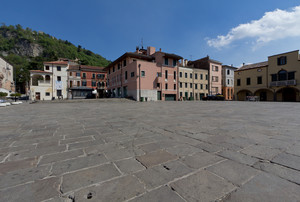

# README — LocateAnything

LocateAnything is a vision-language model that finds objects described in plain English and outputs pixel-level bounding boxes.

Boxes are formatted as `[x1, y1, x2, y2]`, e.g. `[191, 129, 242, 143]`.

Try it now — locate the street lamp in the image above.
[14, 68, 23, 102]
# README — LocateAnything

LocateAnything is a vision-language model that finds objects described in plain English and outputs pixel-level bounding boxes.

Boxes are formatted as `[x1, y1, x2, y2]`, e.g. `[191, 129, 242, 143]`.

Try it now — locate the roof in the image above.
[189, 56, 222, 65]
[69, 65, 106, 72]
[105, 52, 154, 69]
[30, 70, 52, 74]
[44, 61, 69, 65]
[236, 61, 268, 71]
[160, 52, 183, 60]
[222, 65, 238, 69]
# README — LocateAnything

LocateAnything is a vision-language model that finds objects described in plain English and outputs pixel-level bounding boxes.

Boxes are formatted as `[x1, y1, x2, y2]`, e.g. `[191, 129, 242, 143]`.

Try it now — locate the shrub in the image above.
[10, 93, 21, 97]
[0, 92, 8, 97]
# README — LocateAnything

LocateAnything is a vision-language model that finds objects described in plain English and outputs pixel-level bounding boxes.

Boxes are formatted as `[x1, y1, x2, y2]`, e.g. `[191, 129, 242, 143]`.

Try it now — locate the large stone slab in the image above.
[0, 177, 60, 202]
[181, 151, 224, 169]
[51, 153, 108, 176]
[73, 175, 145, 201]
[241, 144, 282, 160]
[271, 152, 300, 171]
[170, 170, 236, 202]
[206, 159, 260, 186]
[136, 150, 178, 168]
[254, 161, 300, 185]
[0, 157, 38, 174]
[130, 185, 185, 202]
[39, 149, 84, 165]
[224, 173, 300, 202]
[217, 149, 259, 166]
[115, 158, 145, 174]
[61, 163, 121, 193]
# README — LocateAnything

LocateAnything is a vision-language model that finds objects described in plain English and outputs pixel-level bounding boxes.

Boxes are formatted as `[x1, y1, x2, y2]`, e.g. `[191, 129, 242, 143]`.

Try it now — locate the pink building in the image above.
[188, 56, 223, 95]
[105, 46, 182, 101]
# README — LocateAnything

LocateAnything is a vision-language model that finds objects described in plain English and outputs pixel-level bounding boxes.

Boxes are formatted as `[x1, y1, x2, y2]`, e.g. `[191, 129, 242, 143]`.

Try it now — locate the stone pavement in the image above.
[0, 100, 300, 201]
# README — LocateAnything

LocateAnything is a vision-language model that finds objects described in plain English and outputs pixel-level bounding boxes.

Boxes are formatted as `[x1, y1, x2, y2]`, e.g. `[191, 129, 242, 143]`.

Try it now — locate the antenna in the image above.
[141, 38, 144, 49]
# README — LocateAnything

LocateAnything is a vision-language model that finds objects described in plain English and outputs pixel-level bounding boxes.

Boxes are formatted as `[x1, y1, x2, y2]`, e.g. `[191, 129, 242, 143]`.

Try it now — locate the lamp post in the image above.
[14, 68, 23, 102]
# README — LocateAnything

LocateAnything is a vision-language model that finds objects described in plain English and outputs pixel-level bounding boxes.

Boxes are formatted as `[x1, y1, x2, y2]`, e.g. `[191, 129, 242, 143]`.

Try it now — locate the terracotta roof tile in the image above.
[236, 61, 268, 71]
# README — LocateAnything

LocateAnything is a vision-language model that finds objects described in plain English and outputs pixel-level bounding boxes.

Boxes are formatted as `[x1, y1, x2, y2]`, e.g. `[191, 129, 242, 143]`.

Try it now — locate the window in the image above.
[180, 72, 182, 78]
[227, 69, 230, 75]
[195, 73, 198, 79]
[212, 76, 218, 82]
[77, 81, 80, 86]
[113, 66, 115, 72]
[227, 79, 230, 85]
[205, 75, 208, 80]
[215, 66, 218, 71]
[237, 79, 241, 86]
[200, 84, 203, 89]
[190, 83, 192, 88]
[57, 90, 62, 96]
[195, 84, 198, 89]
[165, 70, 168, 79]
[157, 83, 160, 88]
[123, 60, 126, 67]
[69, 72, 72, 76]
[82, 81, 87, 86]
[82, 73, 86, 78]
[57, 76, 61, 81]
[118, 64, 120, 70]
[92, 74, 95, 79]
[131, 72, 135, 77]
[190, 73, 192, 79]
[288, 72, 295, 80]
[200, 74, 203, 80]
[125, 71, 128, 80]
[57, 66, 61, 71]
[180, 82, 182, 88]
[271, 74, 277, 82]
[92, 81, 96, 86]
[257, 76, 262, 84]
[174, 71, 176, 80]
[206, 85, 208, 89]
[277, 56, 287, 65]
[45, 92, 50, 96]
[97, 74, 104, 79]
[141, 71, 145, 77]
[76, 72, 80, 77]
[190, 92, 193, 98]
[185, 72, 187, 78]
[185, 83, 187, 88]
[164, 58, 169, 65]
[165, 83, 168, 90]
[278, 70, 287, 81]
[173, 59, 177, 67]
[174, 84, 176, 90]
[180, 92, 182, 97]
[45, 66, 49, 70]
[108, 69, 110, 74]
[246, 78, 251, 85]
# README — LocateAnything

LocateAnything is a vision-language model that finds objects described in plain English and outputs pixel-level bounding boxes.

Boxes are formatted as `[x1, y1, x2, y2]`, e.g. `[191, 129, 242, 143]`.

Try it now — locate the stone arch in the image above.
[45, 75, 51, 82]
[276, 87, 300, 102]
[236, 89, 253, 101]
[254, 89, 274, 101]
[32, 74, 44, 86]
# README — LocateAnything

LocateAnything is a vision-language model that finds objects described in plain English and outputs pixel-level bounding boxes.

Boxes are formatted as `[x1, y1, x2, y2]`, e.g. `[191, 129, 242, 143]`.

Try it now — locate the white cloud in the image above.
[207, 5, 300, 48]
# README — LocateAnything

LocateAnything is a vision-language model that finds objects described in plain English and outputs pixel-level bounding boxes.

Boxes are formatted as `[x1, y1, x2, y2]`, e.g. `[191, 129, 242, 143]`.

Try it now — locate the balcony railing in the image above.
[270, 80, 296, 87]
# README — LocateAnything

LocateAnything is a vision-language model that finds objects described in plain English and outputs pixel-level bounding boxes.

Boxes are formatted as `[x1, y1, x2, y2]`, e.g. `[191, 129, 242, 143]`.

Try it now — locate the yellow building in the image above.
[178, 66, 208, 100]
[235, 50, 300, 102]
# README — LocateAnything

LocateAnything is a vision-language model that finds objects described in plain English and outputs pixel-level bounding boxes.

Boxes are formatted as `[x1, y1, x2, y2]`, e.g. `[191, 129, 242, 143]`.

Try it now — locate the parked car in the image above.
[202, 94, 225, 101]
[19, 96, 29, 100]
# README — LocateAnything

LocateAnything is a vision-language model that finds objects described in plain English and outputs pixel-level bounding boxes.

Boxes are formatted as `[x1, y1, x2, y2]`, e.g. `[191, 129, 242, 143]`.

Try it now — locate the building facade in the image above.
[30, 59, 72, 100]
[106, 46, 182, 101]
[68, 65, 107, 99]
[235, 50, 300, 102]
[178, 65, 209, 100]
[222, 65, 237, 100]
[188, 56, 223, 95]
[0, 57, 14, 93]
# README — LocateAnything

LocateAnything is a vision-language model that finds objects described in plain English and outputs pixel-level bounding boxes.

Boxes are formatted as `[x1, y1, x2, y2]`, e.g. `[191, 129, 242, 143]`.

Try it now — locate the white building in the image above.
[0, 57, 14, 94]
[222, 65, 237, 100]
[30, 59, 76, 100]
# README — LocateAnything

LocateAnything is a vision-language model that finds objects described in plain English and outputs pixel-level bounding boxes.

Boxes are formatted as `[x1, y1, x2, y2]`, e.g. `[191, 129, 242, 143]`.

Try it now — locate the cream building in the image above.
[30, 59, 73, 100]
[235, 50, 300, 102]
[178, 65, 209, 100]
[0, 57, 14, 93]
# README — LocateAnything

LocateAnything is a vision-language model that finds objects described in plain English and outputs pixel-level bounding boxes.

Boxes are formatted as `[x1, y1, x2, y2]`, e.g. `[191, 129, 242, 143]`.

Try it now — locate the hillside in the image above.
[0, 24, 110, 88]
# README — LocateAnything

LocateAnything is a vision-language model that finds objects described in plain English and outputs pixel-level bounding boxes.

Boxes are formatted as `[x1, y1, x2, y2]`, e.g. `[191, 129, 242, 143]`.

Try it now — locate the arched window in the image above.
[278, 70, 287, 81]
[45, 75, 51, 82]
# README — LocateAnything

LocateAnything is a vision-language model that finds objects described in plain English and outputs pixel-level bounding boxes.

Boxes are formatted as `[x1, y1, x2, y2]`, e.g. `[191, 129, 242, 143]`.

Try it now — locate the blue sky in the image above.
[1, 0, 300, 67]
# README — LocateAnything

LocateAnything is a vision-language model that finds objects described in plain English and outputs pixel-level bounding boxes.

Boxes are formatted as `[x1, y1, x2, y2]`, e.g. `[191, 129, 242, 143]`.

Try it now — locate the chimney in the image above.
[147, 46, 156, 56]
[136, 46, 139, 53]
[243, 63, 245, 66]
[184, 59, 188, 67]
[159, 48, 162, 52]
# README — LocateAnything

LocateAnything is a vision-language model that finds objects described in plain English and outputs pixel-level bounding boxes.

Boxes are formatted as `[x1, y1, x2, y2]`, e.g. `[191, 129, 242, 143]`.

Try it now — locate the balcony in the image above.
[37, 80, 51, 86]
[270, 80, 296, 87]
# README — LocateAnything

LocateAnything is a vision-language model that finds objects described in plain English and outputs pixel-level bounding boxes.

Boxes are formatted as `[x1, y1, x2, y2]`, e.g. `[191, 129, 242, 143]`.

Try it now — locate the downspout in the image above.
[52, 63, 54, 100]
[138, 64, 141, 101]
